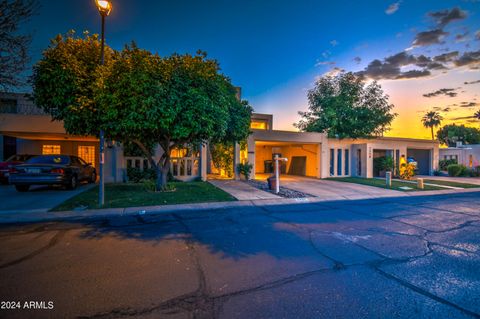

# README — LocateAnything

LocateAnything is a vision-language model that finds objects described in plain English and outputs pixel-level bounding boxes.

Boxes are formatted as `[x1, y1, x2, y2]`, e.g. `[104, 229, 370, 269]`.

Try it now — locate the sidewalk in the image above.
[209, 179, 281, 200]
[1, 187, 479, 224]
[416, 175, 480, 185]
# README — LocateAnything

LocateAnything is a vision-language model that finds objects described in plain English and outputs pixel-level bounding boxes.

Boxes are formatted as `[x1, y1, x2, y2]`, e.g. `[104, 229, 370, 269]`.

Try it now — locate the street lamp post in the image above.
[95, 0, 112, 207]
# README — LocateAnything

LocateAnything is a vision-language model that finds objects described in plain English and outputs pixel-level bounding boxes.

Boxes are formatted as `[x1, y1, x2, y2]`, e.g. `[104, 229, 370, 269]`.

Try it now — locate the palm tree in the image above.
[421, 111, 443, 141]
[475, 110, 480, 121]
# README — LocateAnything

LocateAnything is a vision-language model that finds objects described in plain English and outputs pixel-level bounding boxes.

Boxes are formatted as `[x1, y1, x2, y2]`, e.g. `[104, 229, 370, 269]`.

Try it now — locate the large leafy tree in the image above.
[100, 45, 251, 188]
[0, 0, 38, 90]
[33, 33, 251, 190]
[295, 72, 396, 138]
[32, 31, 115, 135]
[421, 111, 443, 140]
[436, 124, 480, 147]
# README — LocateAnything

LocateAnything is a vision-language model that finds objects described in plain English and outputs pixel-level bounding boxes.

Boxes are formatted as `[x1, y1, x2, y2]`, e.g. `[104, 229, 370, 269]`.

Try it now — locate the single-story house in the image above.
[1, 92, 439, 183]
[439, 142, 480, 168]
[243, 113, 439, 179]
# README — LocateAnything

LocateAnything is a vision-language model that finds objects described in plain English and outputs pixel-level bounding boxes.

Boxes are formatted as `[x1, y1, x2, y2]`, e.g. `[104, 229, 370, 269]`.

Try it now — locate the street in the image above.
[0, 192, 479, 318]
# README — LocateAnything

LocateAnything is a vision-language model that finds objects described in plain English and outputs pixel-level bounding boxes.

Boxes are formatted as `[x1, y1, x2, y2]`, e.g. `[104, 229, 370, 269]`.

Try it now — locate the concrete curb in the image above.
[1, 188, 479, 224]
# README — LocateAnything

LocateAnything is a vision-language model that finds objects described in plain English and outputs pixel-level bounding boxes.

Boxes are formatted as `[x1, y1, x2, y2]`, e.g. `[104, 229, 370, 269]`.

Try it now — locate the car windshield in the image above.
[26, 155, 70, 165]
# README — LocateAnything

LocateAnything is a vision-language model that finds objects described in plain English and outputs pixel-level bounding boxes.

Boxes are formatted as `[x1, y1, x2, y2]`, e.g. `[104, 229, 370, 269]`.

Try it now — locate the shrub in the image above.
[399, 163, 416, 180]
[237, 162, 253, 180]
[373, 156, 394, 173]
[433, 169, 442, 176]
[210, 142, 234, 177]
[447, 164, 467, 177]
[127, 167, 157, 183]
[159, 183, 177, 192]
[439, 159, 457, 171]
[142, 179, 156, 192]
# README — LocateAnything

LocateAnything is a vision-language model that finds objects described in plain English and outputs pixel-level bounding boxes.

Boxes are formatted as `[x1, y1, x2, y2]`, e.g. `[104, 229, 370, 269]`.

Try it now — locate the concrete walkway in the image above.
[416, 175, 480, 185]
[209, 179, 281, 200]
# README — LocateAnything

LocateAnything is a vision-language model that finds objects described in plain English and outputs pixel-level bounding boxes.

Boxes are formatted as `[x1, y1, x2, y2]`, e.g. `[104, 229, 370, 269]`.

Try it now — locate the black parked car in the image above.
[9, 155, 96, 192]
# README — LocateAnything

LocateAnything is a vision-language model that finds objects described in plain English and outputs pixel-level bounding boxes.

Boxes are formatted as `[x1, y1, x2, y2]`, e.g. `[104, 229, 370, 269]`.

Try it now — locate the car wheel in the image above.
[15, 185, 30, 192]
[89, 172, 97, 183]
[67, 175, 78, 190]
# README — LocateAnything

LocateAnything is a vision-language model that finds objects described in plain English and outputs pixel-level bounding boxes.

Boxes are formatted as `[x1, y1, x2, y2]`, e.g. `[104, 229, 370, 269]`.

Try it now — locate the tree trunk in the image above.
[133, 139, 172, 191]
[155, 144, 171, 191]
[156, 159, 170, 191]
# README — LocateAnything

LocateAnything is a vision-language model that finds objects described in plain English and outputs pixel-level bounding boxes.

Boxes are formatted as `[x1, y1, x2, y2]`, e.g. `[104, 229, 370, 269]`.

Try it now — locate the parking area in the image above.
[0, 183, 94, 213]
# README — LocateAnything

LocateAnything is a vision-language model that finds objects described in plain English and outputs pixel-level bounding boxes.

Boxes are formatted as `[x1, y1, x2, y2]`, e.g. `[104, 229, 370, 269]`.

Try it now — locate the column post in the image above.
[200, 142, 207, 181]
[233, 141, 240, 180]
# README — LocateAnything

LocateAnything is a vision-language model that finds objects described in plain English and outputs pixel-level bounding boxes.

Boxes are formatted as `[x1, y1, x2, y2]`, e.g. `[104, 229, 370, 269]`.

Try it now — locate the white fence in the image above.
[125, 156, 200, 181]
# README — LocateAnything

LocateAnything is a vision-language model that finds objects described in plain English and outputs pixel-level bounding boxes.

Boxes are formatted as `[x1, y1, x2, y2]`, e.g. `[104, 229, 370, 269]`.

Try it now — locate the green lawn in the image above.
[52, 182, 236, 211]
[326, 177, 444, 191]
[422, 179, 480, 189]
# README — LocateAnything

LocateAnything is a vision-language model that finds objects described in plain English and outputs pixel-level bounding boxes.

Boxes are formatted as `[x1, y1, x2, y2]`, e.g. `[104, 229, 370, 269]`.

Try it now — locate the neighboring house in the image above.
[439, 142, 480, 168]
[244, 113, 439, 179]
[1, 92, 439, 183]
[0, 93, 208, 182]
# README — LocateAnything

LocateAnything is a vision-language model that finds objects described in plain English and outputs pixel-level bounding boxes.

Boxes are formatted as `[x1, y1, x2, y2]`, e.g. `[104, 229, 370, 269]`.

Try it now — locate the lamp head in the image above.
[95, 0, 112, 16]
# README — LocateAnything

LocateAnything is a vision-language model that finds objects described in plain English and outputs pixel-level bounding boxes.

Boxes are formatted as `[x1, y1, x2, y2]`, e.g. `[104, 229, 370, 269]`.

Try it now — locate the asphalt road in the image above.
[0, 183, 93, 213]
[0, 192, 479, 318]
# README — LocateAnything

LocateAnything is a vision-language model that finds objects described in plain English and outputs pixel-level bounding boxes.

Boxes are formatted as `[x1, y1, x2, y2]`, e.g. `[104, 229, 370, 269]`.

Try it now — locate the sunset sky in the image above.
[24, 0, 480, 139]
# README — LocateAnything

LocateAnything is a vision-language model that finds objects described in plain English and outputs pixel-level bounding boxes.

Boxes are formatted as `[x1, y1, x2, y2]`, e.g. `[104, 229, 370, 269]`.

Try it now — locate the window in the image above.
[250, 120, 268, 130]
[357, 149, 362, 176]
[171, 148, 188, 157]
[71, 156, 81, 165]
[337, 149, 342, 176]
[0, 99, 17, 114]
[444, 155, 459, 162]
[78, 146, 95, 165]
[330, 149, 335, 176]
[395, 150, 400, 175]
[344, 149, 349, 175]
[42, 144, 61, 155]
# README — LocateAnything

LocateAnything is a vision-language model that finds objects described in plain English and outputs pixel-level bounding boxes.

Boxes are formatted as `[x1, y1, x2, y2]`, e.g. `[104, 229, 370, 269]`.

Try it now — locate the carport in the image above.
[407, 148, 431, 175]
[255, 141, 319, 177]
[247, 129, 325, 180]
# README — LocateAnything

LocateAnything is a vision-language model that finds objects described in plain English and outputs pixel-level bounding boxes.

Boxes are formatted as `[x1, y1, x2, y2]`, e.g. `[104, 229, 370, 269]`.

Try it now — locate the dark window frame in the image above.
[344, 149, 349, 175]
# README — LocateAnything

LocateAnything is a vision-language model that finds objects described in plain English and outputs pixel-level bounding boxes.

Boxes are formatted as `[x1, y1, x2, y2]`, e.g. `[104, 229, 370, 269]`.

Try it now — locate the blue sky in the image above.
[25, 0, 480, 138]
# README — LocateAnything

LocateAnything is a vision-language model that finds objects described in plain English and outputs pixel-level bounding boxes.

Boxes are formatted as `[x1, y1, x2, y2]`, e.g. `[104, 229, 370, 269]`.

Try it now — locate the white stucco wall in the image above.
[248, 131, 439, 179]
[440, 146, 480, 168]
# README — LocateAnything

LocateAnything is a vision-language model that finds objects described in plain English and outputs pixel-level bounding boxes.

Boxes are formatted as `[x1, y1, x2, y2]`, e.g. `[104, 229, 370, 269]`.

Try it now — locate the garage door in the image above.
[407, 149, 431, 175]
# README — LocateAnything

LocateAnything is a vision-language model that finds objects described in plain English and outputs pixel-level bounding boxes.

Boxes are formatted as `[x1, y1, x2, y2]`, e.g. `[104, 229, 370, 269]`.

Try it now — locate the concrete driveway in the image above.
[258, 174, 405, 200]
[0, 192, 479, 318]
[0, 183, 94, 213]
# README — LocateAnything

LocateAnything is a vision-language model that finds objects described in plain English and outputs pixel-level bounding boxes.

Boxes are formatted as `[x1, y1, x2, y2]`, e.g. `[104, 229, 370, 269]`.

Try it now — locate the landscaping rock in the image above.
[245, 180, 312, 198]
